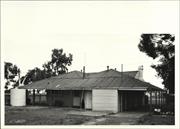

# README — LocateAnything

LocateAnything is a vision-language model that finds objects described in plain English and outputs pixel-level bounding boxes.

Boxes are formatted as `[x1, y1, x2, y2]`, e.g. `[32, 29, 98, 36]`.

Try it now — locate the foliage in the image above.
[23, 48, 73, 84]
[22, 67, 46, 85]
[43, 48, 73, 76]
[138, 34, 175, 94]
[42, 61, 53, 78]
[4, 62, 20, 89]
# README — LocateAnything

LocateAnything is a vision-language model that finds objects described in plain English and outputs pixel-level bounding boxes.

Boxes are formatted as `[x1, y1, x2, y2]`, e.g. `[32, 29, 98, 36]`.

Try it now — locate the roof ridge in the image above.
[68, 69, 138, 74]
[74, 70, 83, 78]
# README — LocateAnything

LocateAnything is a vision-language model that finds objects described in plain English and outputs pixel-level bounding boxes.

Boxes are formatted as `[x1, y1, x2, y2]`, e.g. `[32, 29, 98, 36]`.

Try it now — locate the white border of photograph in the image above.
[1, 0, 179, 129]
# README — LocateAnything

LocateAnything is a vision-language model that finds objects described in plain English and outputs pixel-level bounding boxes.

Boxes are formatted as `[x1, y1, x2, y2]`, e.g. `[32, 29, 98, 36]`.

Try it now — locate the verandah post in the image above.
[155, 91, 157, 106]
[33, 89, 35, 105]
[149, 90, 152, 114]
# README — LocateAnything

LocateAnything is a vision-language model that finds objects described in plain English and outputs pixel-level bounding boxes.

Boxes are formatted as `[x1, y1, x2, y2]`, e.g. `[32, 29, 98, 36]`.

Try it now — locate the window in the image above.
[59, 90, 64, 97]
[74, 90, 81, 97]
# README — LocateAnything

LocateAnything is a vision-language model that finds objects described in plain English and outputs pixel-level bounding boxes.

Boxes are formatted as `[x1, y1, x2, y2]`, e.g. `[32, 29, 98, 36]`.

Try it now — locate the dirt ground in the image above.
[5, 106, 174, 125]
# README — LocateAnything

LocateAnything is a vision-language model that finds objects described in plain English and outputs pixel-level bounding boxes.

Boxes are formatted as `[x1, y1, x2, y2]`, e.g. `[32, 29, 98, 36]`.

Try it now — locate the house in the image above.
[19, 66, 165, 113]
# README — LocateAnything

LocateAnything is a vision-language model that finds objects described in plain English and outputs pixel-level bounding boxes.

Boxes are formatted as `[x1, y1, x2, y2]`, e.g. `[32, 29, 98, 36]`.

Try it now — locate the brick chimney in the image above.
[135, 65, 144, 81]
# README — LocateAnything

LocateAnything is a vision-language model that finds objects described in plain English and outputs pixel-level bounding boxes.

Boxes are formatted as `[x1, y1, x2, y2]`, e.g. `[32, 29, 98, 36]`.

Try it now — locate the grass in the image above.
[5, 106, 96, 125]
[138, 114, 175, 125]
[5, 106, 175, 125]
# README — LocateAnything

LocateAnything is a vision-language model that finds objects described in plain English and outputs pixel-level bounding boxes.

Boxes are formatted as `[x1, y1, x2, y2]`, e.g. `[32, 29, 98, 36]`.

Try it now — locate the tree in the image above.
[138, 34, 175, 94]
[21, 67, 47, 85]
[42, 61, 53, 77]
[43, 48, 73, 76]
[4, 62, 20, 89]
[23, 48, 73, 85]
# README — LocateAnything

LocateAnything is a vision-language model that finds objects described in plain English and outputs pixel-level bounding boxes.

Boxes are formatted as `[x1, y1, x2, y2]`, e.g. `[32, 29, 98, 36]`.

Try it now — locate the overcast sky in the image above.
[1, 1, 179, 88]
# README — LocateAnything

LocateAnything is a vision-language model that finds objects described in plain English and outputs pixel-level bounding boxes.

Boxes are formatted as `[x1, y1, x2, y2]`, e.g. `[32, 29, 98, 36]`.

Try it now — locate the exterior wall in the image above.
[84, 90, 92, 109]
[47, 90, 92, 109]
[47, 90, 73, 107]
[92, 89, 118, 113]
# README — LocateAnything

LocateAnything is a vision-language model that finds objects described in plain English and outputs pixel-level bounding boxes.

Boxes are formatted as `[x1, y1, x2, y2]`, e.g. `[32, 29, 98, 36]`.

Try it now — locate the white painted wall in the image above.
[92, 89, 118, 113]
[84, 90, 92, 109]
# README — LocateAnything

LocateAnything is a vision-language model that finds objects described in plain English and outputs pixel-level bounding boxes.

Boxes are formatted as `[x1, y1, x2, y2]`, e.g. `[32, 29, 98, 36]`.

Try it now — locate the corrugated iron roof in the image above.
[19, 69, 163, 91]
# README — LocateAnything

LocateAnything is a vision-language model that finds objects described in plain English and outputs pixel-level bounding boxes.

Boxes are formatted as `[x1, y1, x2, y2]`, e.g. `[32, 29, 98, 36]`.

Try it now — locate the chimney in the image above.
[114, 68, 117, 71]
[107, 66, 109, 71]
[135, 65, 144, 81]
[83, 66, 85, 79]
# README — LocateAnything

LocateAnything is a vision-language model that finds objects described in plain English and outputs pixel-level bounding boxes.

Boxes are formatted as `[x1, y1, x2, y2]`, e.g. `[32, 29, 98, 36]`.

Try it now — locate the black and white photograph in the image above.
[1, 0, 179, 128]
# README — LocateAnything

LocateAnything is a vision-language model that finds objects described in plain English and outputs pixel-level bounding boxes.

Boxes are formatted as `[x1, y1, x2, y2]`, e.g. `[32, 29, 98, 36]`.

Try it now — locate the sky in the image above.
[1, 1, 179, 89]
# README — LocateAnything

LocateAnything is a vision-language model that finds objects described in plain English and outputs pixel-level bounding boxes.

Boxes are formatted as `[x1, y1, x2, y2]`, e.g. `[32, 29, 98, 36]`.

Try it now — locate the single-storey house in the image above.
[19, 66, 165, 113]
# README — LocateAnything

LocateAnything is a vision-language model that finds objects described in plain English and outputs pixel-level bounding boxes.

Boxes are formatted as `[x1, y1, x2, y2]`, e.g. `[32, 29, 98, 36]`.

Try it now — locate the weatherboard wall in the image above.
[92, 89, 118, 113]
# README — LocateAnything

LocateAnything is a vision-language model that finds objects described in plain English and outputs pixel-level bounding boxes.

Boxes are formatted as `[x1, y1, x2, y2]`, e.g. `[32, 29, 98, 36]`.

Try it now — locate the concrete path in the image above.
[82, 112, 148, 125]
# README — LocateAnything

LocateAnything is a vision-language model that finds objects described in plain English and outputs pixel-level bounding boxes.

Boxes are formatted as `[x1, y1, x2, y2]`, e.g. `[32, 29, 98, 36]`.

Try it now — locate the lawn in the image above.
[5, 106, 98, 125]
[5, 106, 175, 125]
[138, 114, 175, 125]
